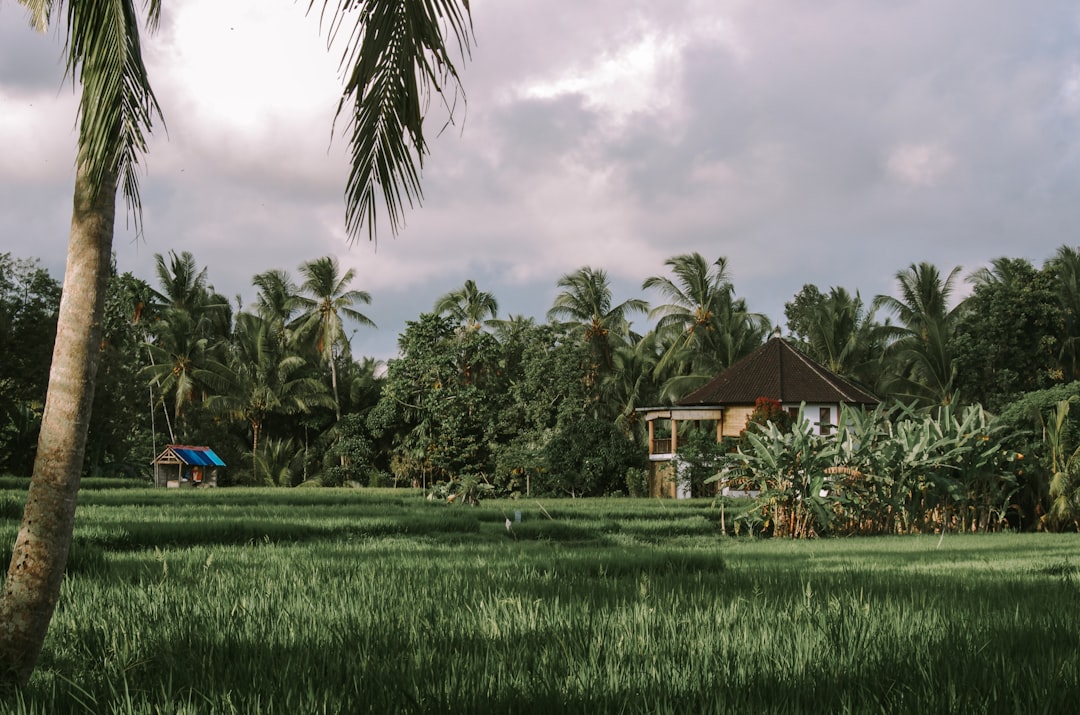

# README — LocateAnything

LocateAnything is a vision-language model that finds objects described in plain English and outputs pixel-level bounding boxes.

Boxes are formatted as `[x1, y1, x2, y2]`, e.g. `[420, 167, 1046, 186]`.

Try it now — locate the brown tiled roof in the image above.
[677, 338, 879, 406]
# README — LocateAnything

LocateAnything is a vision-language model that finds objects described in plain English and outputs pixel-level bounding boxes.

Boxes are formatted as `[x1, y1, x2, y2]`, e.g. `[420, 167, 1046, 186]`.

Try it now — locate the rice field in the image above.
[1, 488, 1078, 714]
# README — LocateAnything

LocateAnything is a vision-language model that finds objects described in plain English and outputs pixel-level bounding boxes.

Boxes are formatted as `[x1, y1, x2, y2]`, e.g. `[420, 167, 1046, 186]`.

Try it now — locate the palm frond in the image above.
[312, 0, 473, 240]
[61, 0, 163, 233]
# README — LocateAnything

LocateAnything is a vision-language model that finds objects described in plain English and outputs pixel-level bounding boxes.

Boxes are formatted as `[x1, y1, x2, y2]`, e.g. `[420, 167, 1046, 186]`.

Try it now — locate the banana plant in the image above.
[1046, 399, 1080, 530]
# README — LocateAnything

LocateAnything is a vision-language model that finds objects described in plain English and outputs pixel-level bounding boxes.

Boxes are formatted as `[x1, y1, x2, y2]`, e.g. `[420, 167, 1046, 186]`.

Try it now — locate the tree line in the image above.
[4, 246, 1080, 515]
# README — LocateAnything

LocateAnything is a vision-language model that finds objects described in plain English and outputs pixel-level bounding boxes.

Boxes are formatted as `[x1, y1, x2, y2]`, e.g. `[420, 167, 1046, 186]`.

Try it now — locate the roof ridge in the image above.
[775, 338, 785, 401]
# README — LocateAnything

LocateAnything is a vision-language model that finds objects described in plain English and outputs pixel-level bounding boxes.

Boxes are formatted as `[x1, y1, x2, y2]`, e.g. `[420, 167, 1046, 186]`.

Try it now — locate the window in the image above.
[818, 407, 832, 435]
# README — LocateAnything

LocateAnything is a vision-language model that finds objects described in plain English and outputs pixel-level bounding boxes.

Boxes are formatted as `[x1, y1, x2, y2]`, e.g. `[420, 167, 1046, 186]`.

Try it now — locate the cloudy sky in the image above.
[3, 0, 1080, 361]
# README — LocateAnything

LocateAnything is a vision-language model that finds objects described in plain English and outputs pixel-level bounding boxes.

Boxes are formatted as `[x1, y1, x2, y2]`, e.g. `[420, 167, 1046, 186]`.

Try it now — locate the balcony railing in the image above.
[651, 437, 672, 455]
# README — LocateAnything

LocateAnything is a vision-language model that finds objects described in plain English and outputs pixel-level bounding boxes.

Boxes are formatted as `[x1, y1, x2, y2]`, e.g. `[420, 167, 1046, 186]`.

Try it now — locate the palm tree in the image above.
[969, 256, 1035, 289]
[874, 262, 963, 407]
[434, 279, 498, 330]
[797, 286, 887, 390]
[643, 253, 769, 399]
[151, 251, 210, 313]
[207, 313, 332, 482]
[252, 268, 301, 349]
[547, 266, 648, 376]
[253, 437, 307, 487]
[146, 251, 232, 376]
[0, 0, 161, 684]
[1, 0, 472, 687]
[295, 256, 376, 420]
[1047, 246, 1080, 380]
[140, 310, 230, 428]
[603, 334, 662, 435]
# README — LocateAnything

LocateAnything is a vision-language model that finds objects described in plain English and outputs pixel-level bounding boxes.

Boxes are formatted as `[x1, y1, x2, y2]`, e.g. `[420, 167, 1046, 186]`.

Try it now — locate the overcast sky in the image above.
[3, 0, 1080, 361]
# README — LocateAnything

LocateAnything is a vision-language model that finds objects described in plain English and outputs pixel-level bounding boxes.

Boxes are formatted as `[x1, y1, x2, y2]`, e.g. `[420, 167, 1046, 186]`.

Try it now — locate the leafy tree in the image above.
[488, 320, 595, 492]
[501, 321, 593, 434]
[1, 0, 473, 687]
[784, 283, 825, 340]
[368, 314, 504, 485]
[674, 429, 732, 497]
[952, 258, 1064, 411]
[542, 417, 644, 497]
[0, 255, 61, 476]
[84, 269, 155, 478]
[322, 414, 378, 487]
[1046, 245, 1080, 380]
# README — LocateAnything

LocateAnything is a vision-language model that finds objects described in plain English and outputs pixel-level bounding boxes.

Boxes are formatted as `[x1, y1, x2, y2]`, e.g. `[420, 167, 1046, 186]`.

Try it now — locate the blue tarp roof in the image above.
[169, 446, 226, 467]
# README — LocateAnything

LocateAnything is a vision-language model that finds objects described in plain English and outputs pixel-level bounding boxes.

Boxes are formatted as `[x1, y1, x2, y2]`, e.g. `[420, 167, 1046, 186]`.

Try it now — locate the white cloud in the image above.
[151, 0, 342, 147]
[1059, 63, 1080, 113]
[885, 143, 956, 187]
[0, 90, 77, 181]
[514, 13, 743, 132]
[4, 0, 1080, 363]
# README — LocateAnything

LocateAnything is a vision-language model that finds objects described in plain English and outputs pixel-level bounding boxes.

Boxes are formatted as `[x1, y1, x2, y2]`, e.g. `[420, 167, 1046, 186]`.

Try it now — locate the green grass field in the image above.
[1, 488, 1078, 714]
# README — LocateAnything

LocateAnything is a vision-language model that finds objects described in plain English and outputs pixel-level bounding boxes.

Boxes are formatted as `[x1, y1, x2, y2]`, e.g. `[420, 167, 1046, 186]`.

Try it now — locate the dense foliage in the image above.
[5, 246, 1080, 526]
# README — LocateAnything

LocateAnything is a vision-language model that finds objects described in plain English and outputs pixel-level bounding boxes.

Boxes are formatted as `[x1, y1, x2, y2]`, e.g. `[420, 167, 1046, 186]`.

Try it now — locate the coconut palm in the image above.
[643, 253, 769, 399]
[140, 310, 230, 428]
[434, 279, 498, 330]
[1, 0, 472, 686]
[151, 251, 220, 315]
[0, 0, 161, 684]
[797, 286, 887, 390]
[874, 262, 963, 407]
[252, 268, 302, 349]
[1048, 245, 1080, 380]
[547, 266, 647, 376]
[295, 256, 376, 420]
[147, 251, 232, 368]
[207, 313, 332, 482]
[603, 334, 662, 435]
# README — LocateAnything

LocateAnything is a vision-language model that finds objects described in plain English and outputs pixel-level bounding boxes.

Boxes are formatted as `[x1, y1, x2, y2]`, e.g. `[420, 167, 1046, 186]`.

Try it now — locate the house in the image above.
[151, 445, 226, 488]
[637, 337, 879, 498]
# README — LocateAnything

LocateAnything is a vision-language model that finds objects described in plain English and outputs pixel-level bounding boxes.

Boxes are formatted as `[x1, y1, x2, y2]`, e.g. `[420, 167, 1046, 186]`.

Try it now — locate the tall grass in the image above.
[1, 489, 1077, 713]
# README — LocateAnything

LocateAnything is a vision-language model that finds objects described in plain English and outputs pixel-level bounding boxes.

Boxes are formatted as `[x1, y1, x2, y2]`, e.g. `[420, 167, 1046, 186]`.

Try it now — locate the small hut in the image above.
[151, 445, 226, 488]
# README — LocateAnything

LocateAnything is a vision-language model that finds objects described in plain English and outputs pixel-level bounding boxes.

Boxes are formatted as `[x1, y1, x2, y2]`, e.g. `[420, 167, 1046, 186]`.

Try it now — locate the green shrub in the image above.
[542, 417, 644, 497]
[624, 467, 648, 497]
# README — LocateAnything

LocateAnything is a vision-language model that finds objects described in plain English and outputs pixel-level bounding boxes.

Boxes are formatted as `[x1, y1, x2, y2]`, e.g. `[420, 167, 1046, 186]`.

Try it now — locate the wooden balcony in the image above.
[650, 437, 673, 455]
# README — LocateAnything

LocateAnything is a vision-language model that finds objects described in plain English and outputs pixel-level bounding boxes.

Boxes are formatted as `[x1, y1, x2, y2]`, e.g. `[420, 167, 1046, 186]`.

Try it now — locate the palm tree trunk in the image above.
[0, 164, 116, 688]
[330, 352, 342, 422]
[252, 420, 262, 484]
